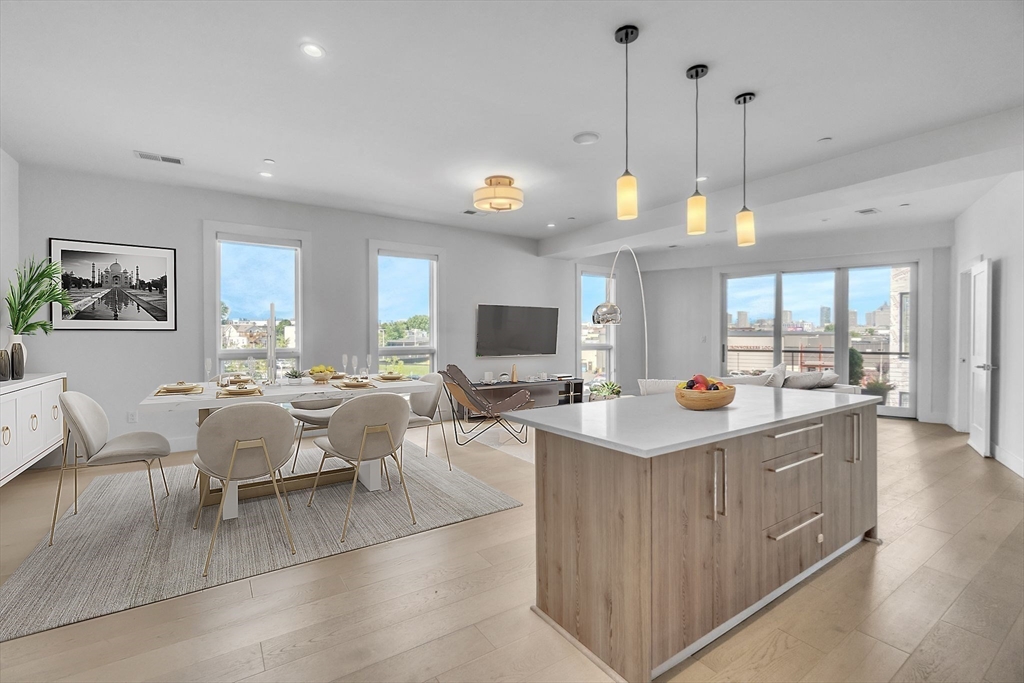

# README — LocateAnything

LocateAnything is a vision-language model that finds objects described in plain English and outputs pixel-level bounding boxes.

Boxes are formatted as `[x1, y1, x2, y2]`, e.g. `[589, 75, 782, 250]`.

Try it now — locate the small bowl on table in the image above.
[309, 371, 333, 385]
[675, 384, 736, 411]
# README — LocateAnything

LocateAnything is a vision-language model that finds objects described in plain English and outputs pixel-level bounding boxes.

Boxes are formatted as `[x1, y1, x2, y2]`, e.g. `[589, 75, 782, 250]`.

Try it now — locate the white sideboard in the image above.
[0, 373, 66, 486]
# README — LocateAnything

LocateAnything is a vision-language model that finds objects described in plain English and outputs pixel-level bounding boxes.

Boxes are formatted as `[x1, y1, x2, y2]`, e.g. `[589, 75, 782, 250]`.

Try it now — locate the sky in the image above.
[581, 273, 609, 323]
[220, 242, 296, 320]
[728, 267, 896, 325]
[378, 255, 430, 322]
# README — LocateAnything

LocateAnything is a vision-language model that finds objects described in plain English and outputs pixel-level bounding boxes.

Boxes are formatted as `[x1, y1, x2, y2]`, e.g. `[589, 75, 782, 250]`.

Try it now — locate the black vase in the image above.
[0, 349, 9, 382]
[9, 337, 25, 380]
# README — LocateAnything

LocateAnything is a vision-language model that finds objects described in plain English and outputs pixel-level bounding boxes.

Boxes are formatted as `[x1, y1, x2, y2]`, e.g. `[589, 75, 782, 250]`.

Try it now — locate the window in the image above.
[781, 271, 836, 374]
[376, 250, 436, 376]
[725, 274, 776, 376]
[580, 272, 614, 385]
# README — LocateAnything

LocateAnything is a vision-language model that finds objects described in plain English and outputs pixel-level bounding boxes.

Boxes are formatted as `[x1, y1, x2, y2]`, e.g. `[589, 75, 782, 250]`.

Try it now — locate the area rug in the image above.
[0, 443, 520, 641]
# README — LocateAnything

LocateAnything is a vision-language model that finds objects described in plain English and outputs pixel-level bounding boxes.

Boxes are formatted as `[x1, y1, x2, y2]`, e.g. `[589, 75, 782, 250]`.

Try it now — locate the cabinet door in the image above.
[652, 445, 715, 664]
[41, 380, 64, 446]
[850, 406, 878, 538]
[713, 433, 764, 627]
[1, 397, 18, 479]
[16, 390, 44, 464]
[821, 411, 854, 556]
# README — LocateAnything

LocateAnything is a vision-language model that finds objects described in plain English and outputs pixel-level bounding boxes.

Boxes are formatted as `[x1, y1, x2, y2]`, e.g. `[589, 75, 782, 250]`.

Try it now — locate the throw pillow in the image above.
[817, 371, 840, 388]
[784, 371, 824, 390]
[764, 362, 786, 388]
[728, 373, 773, 386]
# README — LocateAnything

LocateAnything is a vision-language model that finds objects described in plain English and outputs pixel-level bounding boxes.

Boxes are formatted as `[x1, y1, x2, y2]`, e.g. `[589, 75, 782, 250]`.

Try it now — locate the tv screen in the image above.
[476, 304, 558, 357]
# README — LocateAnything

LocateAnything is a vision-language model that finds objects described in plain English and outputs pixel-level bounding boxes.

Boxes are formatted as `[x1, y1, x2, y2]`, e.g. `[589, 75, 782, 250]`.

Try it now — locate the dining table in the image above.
[138, 376, 434, 519]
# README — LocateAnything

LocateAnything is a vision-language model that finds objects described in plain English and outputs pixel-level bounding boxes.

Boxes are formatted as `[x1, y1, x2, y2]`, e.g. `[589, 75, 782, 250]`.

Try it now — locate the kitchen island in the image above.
[507, 385, 882, 682]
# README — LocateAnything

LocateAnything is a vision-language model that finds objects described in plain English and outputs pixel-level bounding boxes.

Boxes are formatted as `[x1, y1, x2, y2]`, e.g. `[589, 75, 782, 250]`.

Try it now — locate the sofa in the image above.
[637, 364, 861, 396]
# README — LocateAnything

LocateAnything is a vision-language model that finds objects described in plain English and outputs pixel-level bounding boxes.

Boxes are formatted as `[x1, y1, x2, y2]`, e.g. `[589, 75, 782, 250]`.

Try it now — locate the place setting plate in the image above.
[373, 373, 407, 382]
[155, 382, 204, 396]
[216, 383, 263, 398]
[334, 379, 373, 389]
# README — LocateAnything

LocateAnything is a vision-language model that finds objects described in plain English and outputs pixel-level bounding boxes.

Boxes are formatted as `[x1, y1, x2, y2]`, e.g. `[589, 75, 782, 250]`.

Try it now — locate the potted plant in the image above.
[284, 369, 305, 385]
[863, 378, 896, 402]
[589, 381, 622, 402]
[4, 258, 73, 379]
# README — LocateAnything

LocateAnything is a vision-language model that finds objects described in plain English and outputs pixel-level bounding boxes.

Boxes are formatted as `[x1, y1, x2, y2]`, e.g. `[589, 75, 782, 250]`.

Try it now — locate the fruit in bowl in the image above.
[309, 364, 335, 384]
[675, 374, 735, 410]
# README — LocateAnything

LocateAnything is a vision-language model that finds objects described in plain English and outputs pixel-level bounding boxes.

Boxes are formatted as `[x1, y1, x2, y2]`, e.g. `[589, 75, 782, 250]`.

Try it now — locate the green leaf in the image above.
[5, 257, 74, 335]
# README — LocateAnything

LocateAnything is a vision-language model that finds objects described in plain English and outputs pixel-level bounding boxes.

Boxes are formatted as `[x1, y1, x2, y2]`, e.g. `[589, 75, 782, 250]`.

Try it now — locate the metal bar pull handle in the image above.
[846, 414, 856, 463]
[769, 423, 823, 440]
[768, 452, 825, 473]
[855, 412, 863, 463]
[768, 512, 825, 541]
[719, 448, 728, 517]
[708, 449, 719, 521]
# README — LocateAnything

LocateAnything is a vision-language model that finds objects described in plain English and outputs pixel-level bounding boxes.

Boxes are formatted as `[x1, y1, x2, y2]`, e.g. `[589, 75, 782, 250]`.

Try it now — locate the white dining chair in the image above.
[192, 402, 296, 576]
[287, 397, 344, 473]
[307, 393, 414, 542]
[51, 391, 172, 546]
[408, 372, 451, 470]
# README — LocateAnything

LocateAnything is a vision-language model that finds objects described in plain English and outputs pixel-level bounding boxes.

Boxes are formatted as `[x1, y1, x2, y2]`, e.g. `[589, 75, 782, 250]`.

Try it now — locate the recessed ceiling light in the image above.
[259, 171, 273, 178]
[696, 176, 708, 182]
[822, 218, 830, 222]
[668, 244, 679, 248]
[546, 223, 555, 228]
[572, 131, 600, 145]
[567, 216, 576, 220]
[899, 203, 910, 207]
[263, 158, 276, 165]
[817, 136, 833, 143]
[301, 43, 325, 58]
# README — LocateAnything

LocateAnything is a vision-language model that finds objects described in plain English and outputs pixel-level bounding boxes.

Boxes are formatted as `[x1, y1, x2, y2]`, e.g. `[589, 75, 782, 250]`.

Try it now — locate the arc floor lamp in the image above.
[591, 244, 648, 381]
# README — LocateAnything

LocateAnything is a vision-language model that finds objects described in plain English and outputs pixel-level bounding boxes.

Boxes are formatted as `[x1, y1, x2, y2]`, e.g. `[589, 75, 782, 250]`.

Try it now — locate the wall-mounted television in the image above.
[476, 304, 558, 357]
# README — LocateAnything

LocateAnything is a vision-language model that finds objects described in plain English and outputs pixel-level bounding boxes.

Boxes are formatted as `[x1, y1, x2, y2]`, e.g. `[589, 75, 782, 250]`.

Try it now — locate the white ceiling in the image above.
[1, 0, 1022, 243]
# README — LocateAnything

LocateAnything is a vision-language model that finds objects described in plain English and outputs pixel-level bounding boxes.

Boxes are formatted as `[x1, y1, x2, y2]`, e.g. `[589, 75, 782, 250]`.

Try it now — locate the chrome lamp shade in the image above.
[592, 302, 622, 325]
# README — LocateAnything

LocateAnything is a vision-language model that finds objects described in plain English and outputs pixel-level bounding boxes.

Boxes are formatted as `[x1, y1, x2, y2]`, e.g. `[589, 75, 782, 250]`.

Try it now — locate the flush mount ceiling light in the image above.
[472, 176, 524, 212]
[735, 92, 756, 247]
[615, 25, 639, 221]
[259, 171, 273, 178]
[301, 42, 325, 58]
[573, 131, 601, 145]
[686, 64, 709, 236]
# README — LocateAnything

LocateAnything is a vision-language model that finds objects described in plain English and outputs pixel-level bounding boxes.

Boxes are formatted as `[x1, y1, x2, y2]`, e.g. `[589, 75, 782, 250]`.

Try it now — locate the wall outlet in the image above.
[127, 411, 138, 424]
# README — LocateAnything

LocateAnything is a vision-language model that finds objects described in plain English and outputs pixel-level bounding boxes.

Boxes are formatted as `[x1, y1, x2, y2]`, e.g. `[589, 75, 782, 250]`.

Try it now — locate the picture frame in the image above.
[49, 238, 177, 331]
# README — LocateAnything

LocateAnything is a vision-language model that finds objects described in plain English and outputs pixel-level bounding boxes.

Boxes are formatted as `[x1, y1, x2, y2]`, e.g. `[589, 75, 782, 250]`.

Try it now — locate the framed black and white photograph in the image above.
[49, 238, 177, 331]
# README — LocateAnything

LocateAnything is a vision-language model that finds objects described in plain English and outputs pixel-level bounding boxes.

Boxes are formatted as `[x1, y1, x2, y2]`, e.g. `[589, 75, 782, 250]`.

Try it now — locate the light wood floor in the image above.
[0, 419, 1021, 683]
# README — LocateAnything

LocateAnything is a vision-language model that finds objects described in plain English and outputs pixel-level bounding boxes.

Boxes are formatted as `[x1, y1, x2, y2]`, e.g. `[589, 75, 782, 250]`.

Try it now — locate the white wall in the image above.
[19, 165, 577, 458]
[0, 149, 19, 350]
[951, 172, 1024, 475]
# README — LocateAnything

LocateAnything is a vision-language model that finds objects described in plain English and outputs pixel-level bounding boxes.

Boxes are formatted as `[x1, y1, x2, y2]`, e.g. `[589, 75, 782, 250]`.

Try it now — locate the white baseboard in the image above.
[994, 443, 1024, 478]
[169, 434, 197, 454]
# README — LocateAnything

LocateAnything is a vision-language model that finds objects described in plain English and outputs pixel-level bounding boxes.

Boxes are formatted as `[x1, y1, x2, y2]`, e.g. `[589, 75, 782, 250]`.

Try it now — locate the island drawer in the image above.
[761, 419, 823, 461]
[763, 503, 824, 593]
[762, 446, 823, 528]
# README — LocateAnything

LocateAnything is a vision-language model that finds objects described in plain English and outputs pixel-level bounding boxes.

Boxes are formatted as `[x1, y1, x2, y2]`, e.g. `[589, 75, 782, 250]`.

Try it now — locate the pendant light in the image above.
[615, 25, 639, 220]
[686, 64, 708, 235]
[735, 92, 756, 247]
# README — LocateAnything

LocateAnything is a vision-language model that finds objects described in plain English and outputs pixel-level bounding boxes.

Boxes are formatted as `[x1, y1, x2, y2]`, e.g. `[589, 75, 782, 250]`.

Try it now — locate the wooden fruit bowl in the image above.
[675, 384, 736, 411]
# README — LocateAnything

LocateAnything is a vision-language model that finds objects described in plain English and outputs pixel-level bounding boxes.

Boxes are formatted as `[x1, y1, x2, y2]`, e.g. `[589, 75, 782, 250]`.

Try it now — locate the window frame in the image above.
[203, 221, 312, 377]
[576, 264, 616, 384]
[368, 240, 444, 374]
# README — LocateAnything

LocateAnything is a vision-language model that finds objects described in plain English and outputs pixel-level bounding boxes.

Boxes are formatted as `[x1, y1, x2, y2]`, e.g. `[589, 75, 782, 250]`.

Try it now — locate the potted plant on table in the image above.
[589, 381, 622, 402]
[4, 258, 73, 380]
[284, 369, 305, 386]
[863, 378, 896, 403]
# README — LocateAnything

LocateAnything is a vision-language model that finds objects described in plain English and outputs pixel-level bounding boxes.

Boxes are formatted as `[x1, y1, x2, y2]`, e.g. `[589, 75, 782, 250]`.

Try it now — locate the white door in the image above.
[968, 259, 993, 456]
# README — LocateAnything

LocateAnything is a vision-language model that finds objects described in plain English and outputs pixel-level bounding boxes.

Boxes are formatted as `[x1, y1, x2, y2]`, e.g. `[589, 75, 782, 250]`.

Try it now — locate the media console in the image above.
[454, 378, 584, 419]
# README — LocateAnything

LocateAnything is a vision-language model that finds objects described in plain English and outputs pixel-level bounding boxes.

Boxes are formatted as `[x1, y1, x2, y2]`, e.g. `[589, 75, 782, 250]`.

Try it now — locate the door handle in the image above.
[708, 449, 719, 522]
[768, 512, 825, 541]
[846, 414, 856, 463]
[974, 364, 997, 370]
[719, 447, 728, 518]
[855, 412, 863, 463]
[768, 452, 825, 472]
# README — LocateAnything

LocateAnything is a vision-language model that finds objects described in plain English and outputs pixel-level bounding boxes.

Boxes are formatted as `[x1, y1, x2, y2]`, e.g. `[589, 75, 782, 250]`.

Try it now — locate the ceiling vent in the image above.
[134, 150, 183, 165]
[855, 207, 881, 215]
[462, 209, 490, 216]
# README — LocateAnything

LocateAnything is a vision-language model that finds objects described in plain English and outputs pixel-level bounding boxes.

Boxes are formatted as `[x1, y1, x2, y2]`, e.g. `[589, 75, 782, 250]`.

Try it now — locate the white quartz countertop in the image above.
[507, 385, 882, 458]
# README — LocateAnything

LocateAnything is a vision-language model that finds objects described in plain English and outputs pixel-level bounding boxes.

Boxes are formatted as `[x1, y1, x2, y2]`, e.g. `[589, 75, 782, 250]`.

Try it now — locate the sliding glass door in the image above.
[723, 264, 915, 417]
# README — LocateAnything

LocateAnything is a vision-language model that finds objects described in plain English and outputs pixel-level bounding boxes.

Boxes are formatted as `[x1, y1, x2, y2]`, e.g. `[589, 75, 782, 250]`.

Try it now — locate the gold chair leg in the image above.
[48, 435, 70, 547]
[203, 478, 229, 577]
[393, 452, 416, 526]
[307, 452, 328, 507]
[145, 461, 159, 531]
[193, 478, 207, 529]
[262, 443, 295, 555]
[424, 424, 430, 459]
[193, 469, 200, 489]
[73, 443, 79, 514]
[439, 419, 452, 471]
[157, 458, 169, 496]
[290, 422, 305, 474]
[381, 457, 392, 491]
[276, 469, 291, 510]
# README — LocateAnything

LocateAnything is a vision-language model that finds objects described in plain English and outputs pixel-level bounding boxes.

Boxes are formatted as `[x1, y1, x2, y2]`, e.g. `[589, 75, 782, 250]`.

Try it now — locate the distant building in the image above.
[849, 310, 858, 326]
[820, 306, 831, 326]
[737, 311, 749, 328]
[727, 312, 733, 325]
[866, 303, 891, 328]
[782, 310, 793, 324]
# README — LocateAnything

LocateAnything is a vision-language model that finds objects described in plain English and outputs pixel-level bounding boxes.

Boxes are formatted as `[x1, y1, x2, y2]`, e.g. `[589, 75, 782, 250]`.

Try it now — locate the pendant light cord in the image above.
[742, 102, 747, 208]
[694, 76, 699, 192]
[624, 41, 629, 172]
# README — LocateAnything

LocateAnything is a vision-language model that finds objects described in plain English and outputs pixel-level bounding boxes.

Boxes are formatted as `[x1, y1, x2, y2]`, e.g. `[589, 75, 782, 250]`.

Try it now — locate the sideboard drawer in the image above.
[762, 419, 823, 461]
[762, 446, 823, 528]
[16, 390, 44, 464]
[41, 380, 63, 445]
[763, 504, 824, 593]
